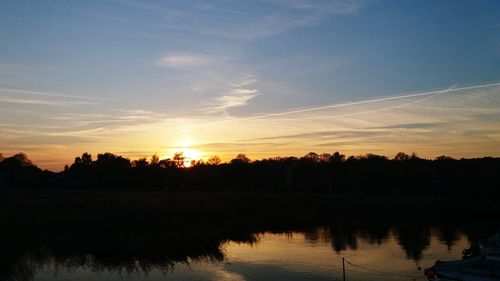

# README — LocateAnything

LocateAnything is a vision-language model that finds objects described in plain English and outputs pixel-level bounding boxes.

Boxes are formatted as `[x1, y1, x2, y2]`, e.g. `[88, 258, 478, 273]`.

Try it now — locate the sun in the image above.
[161, 147, 202, 167]
[180, 148, 202, 167]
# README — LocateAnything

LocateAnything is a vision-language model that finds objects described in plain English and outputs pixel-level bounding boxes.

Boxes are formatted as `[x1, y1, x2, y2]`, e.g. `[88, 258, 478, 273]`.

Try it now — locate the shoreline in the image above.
[2, 190, 500, 227]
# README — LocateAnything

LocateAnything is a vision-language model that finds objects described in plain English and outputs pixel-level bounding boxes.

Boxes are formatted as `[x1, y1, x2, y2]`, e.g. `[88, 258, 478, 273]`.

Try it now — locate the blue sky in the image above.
[1, 0, 499, 170]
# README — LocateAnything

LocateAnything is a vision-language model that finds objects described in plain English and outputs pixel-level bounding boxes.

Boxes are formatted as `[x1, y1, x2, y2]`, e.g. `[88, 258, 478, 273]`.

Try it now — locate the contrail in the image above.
[0, 96, 97, 106]
[0, 87, 138, 102]
[191, 81, 500, 127]
[0, 88, 102, 100]
[236, 82, 500, 121]
[296, 92, 440, 121]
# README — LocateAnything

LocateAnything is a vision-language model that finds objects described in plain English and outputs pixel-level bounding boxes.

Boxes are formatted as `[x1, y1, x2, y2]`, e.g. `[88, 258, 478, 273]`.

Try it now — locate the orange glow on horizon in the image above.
[162, 147, 204, 167]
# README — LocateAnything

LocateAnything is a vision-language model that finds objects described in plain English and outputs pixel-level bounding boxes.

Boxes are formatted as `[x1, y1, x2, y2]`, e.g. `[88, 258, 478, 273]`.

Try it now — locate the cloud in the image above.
[0, 87, 100, 100]
[269, 0, 365, 15]
[201, 75, 261, 114]
[181, 141, 276, 149]
[45, 109, 166, 127]
[2, 135, 95, 145]
[216, 82, 500, 122]
[126, 0, 366, 41]
[0, 96, 96, 106]
[370, 122, 439, 130]
[0, 87, 138, 104]
[253, 129, 386, 141]
[217, 0, 364, 39]
[43, 127, 107, 137]
[156, 53, 218, 68]
[205, 89, 260, 113]
[314, 135, 395, 147]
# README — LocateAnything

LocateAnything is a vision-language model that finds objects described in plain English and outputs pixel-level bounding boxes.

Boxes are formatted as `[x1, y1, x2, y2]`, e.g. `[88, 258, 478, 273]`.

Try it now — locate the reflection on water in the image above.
[224, 229, 467, 281]
[3, 223, 499, 281]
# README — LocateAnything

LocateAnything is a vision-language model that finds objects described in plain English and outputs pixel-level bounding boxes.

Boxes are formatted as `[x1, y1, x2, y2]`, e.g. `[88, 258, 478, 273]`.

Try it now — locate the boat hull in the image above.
[426, 256, 500, 281]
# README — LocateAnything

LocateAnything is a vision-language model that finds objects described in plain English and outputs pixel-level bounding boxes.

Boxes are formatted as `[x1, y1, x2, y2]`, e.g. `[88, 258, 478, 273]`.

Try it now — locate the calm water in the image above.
[26, 227, 475, 281]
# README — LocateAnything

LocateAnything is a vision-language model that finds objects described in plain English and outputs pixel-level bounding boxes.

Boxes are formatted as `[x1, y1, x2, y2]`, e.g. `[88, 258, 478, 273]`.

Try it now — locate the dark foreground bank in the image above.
[3, 190, 500, 228]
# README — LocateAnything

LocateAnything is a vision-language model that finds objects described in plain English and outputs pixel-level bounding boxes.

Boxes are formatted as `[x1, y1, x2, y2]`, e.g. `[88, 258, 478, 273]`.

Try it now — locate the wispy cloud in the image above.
[219, 0, 364, 39]
[253, 129, 387, 141]
[3, 135, 95, 146]
[270, 0, 365, 15]
[156, 53, 220, 68]
[216, 82, 500, 122]
[370, 122, 440, 130]
[201, 75, 261, 114]
[0, 96, 96, 106]
[0, 87, 138, 103]
[111, 0, 366, 41]
[0, 87, 99, 100]
[45, 109, 166, 127]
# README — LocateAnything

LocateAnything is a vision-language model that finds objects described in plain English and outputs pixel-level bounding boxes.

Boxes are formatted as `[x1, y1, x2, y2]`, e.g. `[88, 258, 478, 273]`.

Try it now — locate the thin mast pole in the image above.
[342, 257, 346, 281]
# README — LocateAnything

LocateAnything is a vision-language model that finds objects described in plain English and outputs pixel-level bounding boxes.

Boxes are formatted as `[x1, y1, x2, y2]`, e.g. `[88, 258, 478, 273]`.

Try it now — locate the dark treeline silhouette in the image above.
[1, 151, 499, 197]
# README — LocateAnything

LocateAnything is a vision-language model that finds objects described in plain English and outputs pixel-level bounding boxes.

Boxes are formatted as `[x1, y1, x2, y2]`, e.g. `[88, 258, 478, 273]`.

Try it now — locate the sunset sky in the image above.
[1, 0, 499, 170]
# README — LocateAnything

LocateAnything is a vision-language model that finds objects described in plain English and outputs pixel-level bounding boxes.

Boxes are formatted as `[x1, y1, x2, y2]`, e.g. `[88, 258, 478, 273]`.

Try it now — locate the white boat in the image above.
[425, 233, 500, 281]
[425, 255, 500, 281]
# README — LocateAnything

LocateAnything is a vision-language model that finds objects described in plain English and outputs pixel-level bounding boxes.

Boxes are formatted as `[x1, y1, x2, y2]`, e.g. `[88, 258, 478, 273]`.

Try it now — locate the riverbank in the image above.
[2, 190, 499, 229]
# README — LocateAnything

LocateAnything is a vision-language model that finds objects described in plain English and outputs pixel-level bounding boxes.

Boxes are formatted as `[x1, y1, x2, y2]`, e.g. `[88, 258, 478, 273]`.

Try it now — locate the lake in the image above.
[2, 192, 499, 281]
[17, 225, 486, 281]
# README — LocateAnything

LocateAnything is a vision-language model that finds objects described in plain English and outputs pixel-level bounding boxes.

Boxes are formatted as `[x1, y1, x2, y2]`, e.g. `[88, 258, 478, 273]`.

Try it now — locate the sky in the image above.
[1, 0, 499, 170]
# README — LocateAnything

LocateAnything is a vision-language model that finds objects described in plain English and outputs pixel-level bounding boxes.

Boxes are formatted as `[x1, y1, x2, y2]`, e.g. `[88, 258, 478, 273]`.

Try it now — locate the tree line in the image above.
[0, 151, 499, 197]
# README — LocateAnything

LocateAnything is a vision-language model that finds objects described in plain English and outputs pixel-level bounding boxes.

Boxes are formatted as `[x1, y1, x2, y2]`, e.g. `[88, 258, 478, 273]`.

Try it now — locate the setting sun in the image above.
[163, 147, 203, 167]
[181, 148, 202, 167]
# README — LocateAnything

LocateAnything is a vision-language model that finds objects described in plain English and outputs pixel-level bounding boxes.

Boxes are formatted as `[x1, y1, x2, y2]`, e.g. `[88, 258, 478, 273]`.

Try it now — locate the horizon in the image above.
[1, 149, 497, 172]
[1, 1, 500, 170]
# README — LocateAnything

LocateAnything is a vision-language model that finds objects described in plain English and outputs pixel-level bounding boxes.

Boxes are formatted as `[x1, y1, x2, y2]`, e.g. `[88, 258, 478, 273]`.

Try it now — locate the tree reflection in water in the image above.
[2, 222, 498, 281]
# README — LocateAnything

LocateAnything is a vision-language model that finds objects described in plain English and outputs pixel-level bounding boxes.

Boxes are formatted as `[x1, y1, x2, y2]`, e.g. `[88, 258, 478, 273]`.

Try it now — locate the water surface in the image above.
[29, 226, 475, 281]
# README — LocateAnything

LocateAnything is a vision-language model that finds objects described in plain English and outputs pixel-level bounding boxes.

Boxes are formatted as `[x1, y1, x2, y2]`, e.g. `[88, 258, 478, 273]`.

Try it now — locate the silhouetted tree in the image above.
[9, 153, 34, 167]
[150, 154, 160, 166]
[158, 158, 176, 168]
[132, 157, 148, 168]
[173, 152, 185, 168]
[0, 153, 41, 189]
[81, 152, 92, 165]
[95, 153, 130, 169]
[207, 155, 221, 166]
[302, 152, 320, 163]
[436, 155, 454, 161]
[230, 154, 250, 164]
[73, 152, 92, 167]
[319, 153, 331, 163]
[1, 151, 499, 196]
[193, 159, 205, 166]
[329, 151, 345, 163]
[394, 152, 410, 161]
[361, 153, 388, 161]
